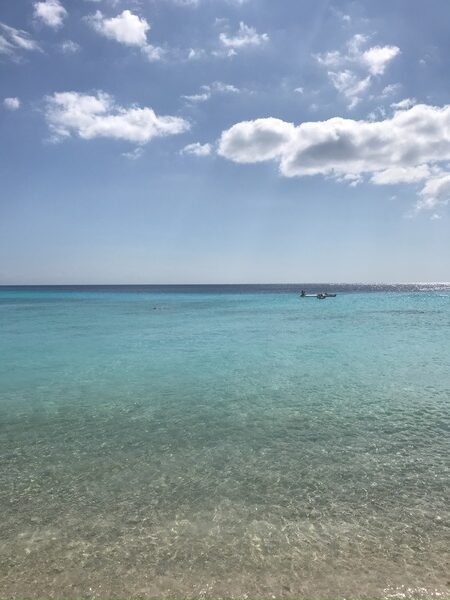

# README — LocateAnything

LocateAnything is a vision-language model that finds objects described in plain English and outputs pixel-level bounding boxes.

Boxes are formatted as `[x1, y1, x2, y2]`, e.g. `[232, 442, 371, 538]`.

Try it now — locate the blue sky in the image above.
[1, 0, 449, 284]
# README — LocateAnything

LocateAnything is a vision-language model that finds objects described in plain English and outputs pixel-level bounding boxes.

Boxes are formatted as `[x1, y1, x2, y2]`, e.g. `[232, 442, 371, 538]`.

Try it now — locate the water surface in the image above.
[0, 285, 449, 598]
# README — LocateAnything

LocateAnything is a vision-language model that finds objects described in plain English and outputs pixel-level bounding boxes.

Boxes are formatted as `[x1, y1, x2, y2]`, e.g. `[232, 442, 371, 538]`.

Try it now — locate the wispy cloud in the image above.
[122, 147, 144, 160]
[379, 83, 401, 97]
[60, 40, 80, 53]
[219, 22, 269, 53]
[181, 142, 212, 156]
[186, 47, 206, 60]
[316, 34, 400, 108]
[391, 97, 416, 110]
[0, 22, 41, 59]
[182, 81, 239, 103]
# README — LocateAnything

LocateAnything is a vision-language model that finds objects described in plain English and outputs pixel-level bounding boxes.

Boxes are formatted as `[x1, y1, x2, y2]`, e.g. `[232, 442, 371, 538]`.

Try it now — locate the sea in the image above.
[0, 284, 449, 599]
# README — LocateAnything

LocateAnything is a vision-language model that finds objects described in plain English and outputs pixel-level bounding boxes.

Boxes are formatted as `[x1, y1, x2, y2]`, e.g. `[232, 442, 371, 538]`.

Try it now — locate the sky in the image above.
[1, 0, 450, 284]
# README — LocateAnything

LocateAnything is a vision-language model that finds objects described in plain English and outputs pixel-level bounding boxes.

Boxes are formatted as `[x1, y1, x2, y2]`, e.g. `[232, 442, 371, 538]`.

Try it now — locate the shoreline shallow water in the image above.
[0, 285, 449, 598]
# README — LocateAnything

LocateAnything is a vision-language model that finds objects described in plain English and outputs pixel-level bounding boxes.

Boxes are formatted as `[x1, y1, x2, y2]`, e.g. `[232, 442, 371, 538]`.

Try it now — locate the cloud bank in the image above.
[218, 103, 450, 210]
[44, 91, 190, 144]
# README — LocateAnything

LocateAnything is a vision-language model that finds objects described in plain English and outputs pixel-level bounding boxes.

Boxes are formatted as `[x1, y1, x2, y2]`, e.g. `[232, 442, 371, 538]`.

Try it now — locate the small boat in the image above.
[300, 291, 337, 299]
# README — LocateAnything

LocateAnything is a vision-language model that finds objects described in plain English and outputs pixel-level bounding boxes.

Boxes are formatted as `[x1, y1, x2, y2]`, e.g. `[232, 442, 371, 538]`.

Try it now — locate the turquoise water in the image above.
[0, 285, 449, 598]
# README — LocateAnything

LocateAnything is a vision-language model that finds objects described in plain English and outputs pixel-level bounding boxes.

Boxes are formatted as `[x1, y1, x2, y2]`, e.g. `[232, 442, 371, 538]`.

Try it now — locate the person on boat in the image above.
[300, 290, 306, 297]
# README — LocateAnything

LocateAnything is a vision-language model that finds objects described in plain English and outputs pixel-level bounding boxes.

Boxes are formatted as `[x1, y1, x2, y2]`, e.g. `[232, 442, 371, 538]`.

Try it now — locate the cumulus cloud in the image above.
[44, 91, 190, 144]
[316, 34, 400, 108]
[217, 103, 450, 210]
[87, 10, 148, 45]
[182, 81, 239, 103]
[219, 118, 294, 163]
[3, 97, 21, 110]
[34, 0, 67, 29]
[0, 22, 41, 58]
[86, 10, 163, 61]
[220, 22, 269, 51]
[181, 142, 212, 156]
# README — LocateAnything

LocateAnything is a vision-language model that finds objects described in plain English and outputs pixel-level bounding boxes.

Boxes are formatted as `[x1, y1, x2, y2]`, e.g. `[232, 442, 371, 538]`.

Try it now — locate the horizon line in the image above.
[1, 281, 449, 287]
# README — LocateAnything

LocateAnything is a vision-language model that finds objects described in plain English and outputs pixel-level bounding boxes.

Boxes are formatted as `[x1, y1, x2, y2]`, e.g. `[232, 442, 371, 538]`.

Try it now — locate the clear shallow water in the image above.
[0, 284, 449, 598]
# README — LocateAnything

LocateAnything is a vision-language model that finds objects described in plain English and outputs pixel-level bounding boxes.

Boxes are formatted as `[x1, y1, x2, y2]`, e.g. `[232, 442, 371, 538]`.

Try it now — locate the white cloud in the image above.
[217, 103, 450, 210]
[335, 173, 363, 187]
[380, 83, 401, 97]
[391, 98, 416, 110]
[86, 9, 163, 60]
[182, 81, 239, 103]
[181, 142, 212, 156]
[44, 91, 190, 144]
[187, 47, 206, 60]
[417, 173, 450, 210]
[367, 106, 386, 121]
[361, 45, 400, 75]
[330, 7, 352, 24]
[60, 40, 80, 53]
[219, 117, 293, 163]
[316, 50, 343, 69]
[0, 22, 41, 58]
[328, 70, 371, 108]
[212, 81, 239, 93]
[220, 22, 269, 50]
[122, 147, 144, 160]
[87, 10, 148, 45]
[141, 44, 164, 62]
[34, 0, 67, 29]
[294, 87, 304, 94]
[171, 0, 248, 4]
[316, 34, 400, 108]
[172, 0, 200, 5]
[3, 97, 21, 110]
[370, 165, 430, 185]
[182, 92, 211, 103]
